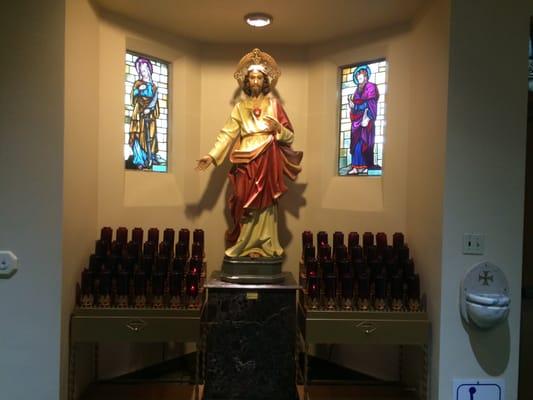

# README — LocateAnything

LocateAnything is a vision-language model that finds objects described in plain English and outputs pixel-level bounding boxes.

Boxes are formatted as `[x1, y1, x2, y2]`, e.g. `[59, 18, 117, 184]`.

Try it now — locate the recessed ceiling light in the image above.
[244, 13, 273, 28]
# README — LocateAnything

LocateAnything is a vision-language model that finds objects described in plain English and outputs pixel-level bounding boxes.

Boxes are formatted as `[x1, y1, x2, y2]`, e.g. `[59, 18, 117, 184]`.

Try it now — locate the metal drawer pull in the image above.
[126, 319, 147, 332]
[356, 321, 377, 334]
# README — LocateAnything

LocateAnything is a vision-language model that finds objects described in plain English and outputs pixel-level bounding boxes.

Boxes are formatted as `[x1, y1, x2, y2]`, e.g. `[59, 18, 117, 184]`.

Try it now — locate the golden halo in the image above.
[234, 48, 281, 88]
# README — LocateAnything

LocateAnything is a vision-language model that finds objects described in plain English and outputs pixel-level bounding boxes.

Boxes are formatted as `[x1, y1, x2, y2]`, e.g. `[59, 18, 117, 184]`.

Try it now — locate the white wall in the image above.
[439, 1, 529, 399]
[0, 1, 65, 399]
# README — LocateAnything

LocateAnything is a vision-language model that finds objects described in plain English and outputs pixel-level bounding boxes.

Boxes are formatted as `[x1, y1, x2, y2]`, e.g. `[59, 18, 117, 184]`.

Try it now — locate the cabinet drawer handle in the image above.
[126, 319, 147, 333]
[356, 321, 377, 335]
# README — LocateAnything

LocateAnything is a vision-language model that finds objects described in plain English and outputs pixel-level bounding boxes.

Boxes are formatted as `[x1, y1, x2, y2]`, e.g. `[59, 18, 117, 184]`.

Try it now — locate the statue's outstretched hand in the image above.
[195, 155, 213, 171]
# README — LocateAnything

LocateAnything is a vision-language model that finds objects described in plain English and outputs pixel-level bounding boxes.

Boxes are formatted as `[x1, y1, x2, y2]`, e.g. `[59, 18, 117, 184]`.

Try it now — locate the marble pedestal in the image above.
[203, 272, 298, 400]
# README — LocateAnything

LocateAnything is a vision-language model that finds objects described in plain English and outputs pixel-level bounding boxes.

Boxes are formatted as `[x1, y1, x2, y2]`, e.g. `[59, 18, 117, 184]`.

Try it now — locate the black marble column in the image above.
[204, 272, 298, 400]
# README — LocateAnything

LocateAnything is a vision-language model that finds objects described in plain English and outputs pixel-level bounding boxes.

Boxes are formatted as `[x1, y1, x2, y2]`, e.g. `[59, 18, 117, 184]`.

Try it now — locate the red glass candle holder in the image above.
[116, 227, 128, 245]
[163, 228, 175, 249]
[333, 231, 344, 249]
[132, 227, 144, 246]
[302, 231, 313, 249]
[178, 229, 190, 248]
[376, 232, 387, 249]
[392, 232, 404, 249]
[193, 229, 204, 252]
[362, 232, 374, 249]
[100, 226, 113, 244]
[317, 231, 328, 247]
[348, 232, 359, 248]
[148, 228, 159, 246]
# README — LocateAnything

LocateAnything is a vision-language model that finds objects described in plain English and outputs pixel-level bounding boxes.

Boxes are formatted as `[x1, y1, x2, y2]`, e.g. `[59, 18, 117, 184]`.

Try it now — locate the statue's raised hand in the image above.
[195, 155, 213, 171]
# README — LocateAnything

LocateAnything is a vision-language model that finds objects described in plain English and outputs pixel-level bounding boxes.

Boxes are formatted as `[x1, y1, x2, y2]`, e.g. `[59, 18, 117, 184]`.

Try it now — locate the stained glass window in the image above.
[338, 59, 387, 176]
[124, 51, 169, 172]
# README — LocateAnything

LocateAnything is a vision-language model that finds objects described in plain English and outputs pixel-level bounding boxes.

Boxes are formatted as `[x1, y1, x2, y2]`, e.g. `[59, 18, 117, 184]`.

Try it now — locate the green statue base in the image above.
[220, 255, 285, 284]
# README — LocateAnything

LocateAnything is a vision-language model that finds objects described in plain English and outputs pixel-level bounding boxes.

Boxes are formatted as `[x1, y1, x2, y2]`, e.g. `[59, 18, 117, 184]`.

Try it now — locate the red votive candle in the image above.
[178, 229, 190, 248]
[95, 239, 108, 257]
[324, 274, 337, 299]
[407, 274, 420, 300]
[302, 231, 313, 249]
[317, 231, 328, 246]
[304, 245, 315, 264]
[306, 258, 318, 277]
[152, 272, 164, 296]
[341, 273, 354, 299]
[335, 244, 348, 261]
[319, 243, 331, 262]
[143, 241, 156, 257]
[163, 228, 175, 248]
[349, 245, 363, 261]
[376, 232, 387, 250]
[366, 245, 378, 263]
[148, 228, 159, 246]
[159, 241, 171, 258]
[333, 231, 344, 249]
[353, 259, 365, 277]
[186, 274, 199, 297]
[117, 271, 129, 296]
[156, 255, 170, 275]
[307, 276, 319, 298]
[193, 229, 204, 252]
[134, 271, 146, 296]
[175, 241, 189, 259]
[321, 259, 334, 275]
[191, 242, 203, 259]
[348, 232, 360, 248]
[362, 232, 374, 249]
[398, 246, 410, 263]
[99, 271, 111, 296]
[100, 227, 113, 244]
[132, 227, 143, 246]
[375, 274, 386, 299]
[170, 271, 183, 296]
[81, 269, 93, 295]
[358, 272, 370, 299]
[116, 227, 128, 245]
[173, 257, 187, 274]
[89, 254, 104, 273]
[338, 259, 351, 276]
[391, 274, 403, 299]
[189, 257, 203, 276]
[393, 232, 404, 249]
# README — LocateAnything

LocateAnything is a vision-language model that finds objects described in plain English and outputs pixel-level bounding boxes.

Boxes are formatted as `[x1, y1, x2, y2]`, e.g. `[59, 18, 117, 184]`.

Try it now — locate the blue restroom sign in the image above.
[453, 379, 504, 400]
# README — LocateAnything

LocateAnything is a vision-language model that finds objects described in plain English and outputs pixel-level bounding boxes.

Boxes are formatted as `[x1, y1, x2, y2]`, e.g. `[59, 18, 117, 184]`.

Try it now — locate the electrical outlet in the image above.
[0, 251, 18, 279]
[463, 233, 485, 255]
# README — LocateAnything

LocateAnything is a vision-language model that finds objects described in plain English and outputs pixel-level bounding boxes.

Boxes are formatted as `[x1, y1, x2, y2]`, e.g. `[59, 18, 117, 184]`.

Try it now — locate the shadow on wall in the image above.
[462, 318, 510, 376]
[185, 158, 307, 251]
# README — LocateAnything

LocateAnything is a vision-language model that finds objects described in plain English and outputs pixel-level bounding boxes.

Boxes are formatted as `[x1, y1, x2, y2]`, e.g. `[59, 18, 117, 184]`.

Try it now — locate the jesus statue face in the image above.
[248, 70, 265, 97]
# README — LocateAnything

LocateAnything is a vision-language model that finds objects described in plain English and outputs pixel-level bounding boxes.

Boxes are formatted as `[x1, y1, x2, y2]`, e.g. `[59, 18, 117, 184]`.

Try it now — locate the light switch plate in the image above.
[463, 233, 485, 255]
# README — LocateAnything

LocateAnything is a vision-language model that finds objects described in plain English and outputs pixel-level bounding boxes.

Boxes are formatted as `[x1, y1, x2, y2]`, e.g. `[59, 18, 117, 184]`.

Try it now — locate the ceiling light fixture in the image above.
[244, 12, 273, 28]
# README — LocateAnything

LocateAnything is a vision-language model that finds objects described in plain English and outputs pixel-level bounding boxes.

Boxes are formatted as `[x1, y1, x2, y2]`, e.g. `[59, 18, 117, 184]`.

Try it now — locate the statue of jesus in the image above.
[196, 48, 303, 259]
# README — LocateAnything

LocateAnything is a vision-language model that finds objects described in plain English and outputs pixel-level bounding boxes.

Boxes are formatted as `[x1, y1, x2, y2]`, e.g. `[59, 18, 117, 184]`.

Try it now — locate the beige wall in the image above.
[63, 1, 100, 397]
[405, 0, 450, 395]
[0, 1, 65, 399]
